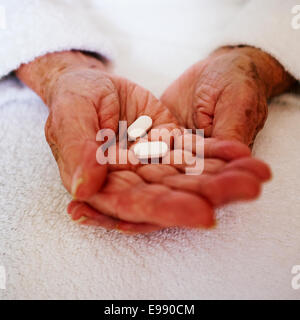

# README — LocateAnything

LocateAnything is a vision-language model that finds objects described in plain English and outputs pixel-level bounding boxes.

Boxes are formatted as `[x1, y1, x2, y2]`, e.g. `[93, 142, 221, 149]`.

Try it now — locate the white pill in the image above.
[128, 115, 153, 141]
[133, 141, 169, 159]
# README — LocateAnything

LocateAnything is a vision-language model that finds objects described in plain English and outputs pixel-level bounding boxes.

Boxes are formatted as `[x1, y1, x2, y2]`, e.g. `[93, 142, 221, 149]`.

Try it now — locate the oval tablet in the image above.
[133, 141, 169, 159]
[128, 115, 152, 141]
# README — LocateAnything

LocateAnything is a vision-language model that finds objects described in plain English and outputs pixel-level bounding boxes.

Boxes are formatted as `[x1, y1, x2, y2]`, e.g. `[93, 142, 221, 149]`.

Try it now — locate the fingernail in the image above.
[116, 229, 135, 235]
[71, 177, 84, 199]
[116, 223, 125, 233]
[74, 216, 88, 224]
[116, 223, 134, 235]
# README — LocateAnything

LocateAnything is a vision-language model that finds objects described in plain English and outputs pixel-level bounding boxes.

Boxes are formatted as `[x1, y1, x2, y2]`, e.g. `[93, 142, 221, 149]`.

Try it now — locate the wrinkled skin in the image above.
[161, 46, 296, 146]
[17, 50, 273, 233]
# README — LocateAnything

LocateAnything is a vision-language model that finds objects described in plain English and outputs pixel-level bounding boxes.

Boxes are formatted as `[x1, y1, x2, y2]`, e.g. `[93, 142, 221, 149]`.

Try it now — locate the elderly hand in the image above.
[161, 46, 295, 146]
[17, 51, 271, 233]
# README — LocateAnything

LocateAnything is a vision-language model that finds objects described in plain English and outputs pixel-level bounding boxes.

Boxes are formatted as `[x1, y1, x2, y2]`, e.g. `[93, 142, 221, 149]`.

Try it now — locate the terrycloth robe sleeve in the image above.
[0, 0, 114, 79]
[212, 0, 300, 81]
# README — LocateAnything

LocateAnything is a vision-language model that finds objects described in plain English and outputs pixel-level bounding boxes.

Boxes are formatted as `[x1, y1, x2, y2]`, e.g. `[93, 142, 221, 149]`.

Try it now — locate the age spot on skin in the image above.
[245, 109, 253, 119]
[248, 62, 260, 81]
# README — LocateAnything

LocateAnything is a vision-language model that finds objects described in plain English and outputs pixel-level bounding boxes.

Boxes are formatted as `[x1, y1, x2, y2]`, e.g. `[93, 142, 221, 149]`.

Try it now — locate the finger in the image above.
[204, 138, 251, 160]
[174, 134, 251, 160]
[87, 171, 215, 228]
[162, 149, 204, 175]
[163, 170, 261, 207]
[136, 164, 179, 183]
[223, 157, 272, 182]
[202, 159, 226, 174]
[163, 149, 233, 175]
[67, 201, 161, 233]
[116, 221, 163, 234]
[136, 156, 224, 180]
[68, 200, 120, 229]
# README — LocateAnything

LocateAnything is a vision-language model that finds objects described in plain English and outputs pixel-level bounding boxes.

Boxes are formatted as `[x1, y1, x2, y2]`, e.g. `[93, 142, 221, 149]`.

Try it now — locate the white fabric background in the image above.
[0, 0, 300, 299]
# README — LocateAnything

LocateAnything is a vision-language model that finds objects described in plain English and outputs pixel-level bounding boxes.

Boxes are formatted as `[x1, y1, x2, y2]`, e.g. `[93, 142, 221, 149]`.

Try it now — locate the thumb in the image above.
[46, 95, 119, 200]
[70, 140, 108, 200]
[194, 84, 267, 146]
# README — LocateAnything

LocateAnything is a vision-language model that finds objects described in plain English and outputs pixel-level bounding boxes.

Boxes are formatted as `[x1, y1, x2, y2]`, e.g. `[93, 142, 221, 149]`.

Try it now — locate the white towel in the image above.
[0, 0, 300, 299]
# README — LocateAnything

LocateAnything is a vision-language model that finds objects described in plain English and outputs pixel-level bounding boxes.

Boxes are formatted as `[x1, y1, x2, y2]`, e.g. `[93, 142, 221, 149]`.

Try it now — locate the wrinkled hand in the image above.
[161, 46, 295, 146]
[17, 51, 272, 233]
